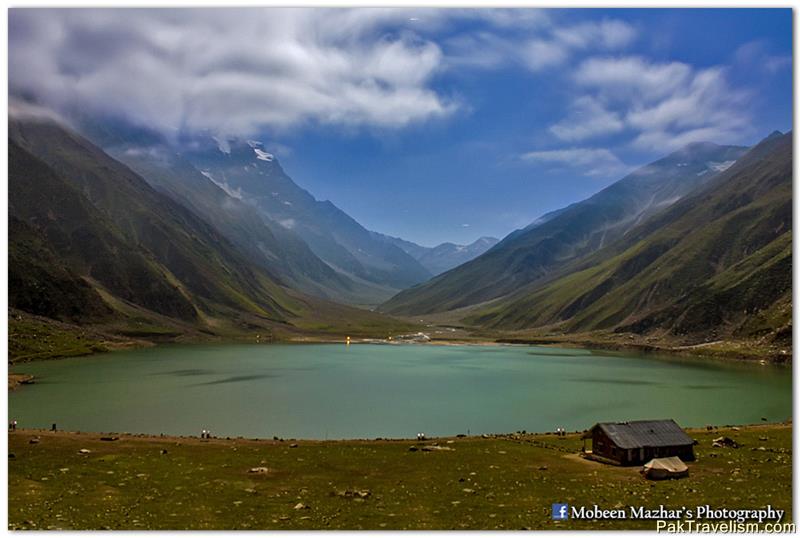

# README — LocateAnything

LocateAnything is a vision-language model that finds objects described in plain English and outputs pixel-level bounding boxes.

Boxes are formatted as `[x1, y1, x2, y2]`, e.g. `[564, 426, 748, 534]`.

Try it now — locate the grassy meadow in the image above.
[8, 423, 791, 530]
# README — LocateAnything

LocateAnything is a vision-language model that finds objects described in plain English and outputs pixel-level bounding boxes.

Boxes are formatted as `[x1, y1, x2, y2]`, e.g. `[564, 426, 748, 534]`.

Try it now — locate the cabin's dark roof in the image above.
[586, 419, 693, 449]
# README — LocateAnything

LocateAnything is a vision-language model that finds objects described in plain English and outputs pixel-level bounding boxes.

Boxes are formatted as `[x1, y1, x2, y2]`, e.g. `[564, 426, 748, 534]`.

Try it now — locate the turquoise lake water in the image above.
[8, 343, 792, 439]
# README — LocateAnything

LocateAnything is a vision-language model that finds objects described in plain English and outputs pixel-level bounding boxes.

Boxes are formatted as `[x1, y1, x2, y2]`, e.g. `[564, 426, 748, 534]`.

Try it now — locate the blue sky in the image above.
[9, 8, 793, 246]
[277, 9, 793, 246]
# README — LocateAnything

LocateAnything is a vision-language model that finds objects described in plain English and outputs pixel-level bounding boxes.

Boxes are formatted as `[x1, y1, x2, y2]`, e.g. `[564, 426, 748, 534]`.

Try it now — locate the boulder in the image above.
[248, 467, 270, 474]
[712, 436, 739, 448]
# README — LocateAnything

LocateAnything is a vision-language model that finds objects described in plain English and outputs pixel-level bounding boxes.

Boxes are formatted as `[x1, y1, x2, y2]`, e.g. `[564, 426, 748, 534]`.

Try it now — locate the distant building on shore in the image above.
[582, 419, 695, 466]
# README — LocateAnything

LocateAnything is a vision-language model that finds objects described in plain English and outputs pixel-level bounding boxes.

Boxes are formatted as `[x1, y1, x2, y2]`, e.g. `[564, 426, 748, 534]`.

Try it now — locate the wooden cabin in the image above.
[582, 419, 695, 466]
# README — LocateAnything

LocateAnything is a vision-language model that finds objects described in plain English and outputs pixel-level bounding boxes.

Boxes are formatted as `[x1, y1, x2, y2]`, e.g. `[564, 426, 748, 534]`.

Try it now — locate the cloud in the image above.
[734, 39, 791, 75]
[9, 8, 458, 139]
[523, 39, 570, 71]
[574, 56, 691, 102]
[521, 147, 627, 177]
[549, 95, 624, 141]
[551, 56, 752, 151]
[521, 18, 637, 72]
[444, 15, 637, 72]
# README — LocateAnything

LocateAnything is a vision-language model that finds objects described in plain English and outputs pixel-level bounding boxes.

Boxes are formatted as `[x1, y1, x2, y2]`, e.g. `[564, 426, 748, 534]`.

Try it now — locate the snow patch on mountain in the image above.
[708, 160, 736, 172]
[213, 136, 231, 154]
[200, 170, 243, 200]
[254, 148, 274, 161]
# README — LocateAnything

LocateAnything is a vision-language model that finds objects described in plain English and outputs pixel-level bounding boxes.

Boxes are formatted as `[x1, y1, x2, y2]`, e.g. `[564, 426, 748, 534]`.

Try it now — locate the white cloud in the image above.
[734, 39, 791, 75]
[574, 56, 691, 102]
[521, 18, 637, 72]
[444, 15, 637, 72]
[9, 8, 457, 139]
[555, 56, 752, 151]
[523, 39, 570, 71]
[549, 95, 624, 141]
[521, 147, 627, 177]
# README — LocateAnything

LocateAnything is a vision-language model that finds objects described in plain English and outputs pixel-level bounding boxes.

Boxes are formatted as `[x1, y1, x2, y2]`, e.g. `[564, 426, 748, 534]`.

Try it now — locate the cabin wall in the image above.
[590, 430, 621, 463]
[590, 429, 695, 465]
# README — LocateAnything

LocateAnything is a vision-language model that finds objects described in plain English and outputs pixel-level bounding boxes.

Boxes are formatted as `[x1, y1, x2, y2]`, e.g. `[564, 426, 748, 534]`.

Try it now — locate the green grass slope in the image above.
[10, 117, 297, 323]
[9, 141, 197, 321]
[469, 132, 792, 345]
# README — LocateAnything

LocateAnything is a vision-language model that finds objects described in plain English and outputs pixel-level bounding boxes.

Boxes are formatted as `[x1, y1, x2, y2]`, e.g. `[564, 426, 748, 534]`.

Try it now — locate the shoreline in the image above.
[10, 331, 792, 363]
[8, 420, 791, 445]
[8, 334, 790, 392]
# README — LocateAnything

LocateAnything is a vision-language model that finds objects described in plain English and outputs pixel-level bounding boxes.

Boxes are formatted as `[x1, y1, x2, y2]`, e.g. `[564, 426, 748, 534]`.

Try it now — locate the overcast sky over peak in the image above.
[9, 8, 792, 246]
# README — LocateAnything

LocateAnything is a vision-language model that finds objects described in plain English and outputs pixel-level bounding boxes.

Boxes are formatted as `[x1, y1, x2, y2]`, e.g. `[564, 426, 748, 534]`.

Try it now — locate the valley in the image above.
[5, 6, 794, 533]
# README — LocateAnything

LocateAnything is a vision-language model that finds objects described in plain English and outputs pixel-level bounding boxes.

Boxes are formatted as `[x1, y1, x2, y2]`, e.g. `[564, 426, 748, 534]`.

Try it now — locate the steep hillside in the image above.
[381, 142, 748, 315]
[107, 144, 392, 305]
[8, 114, 419, 357]
[182, 139, 432, 296]
[469, 132, 792, 346]
[377, 235, 500, 276]
[9, 141, 196, 322]
[10, 117, 296, 322]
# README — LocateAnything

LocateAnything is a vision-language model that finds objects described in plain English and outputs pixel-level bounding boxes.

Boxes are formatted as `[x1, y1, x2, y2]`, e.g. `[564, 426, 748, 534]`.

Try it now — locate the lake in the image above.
[8, 343, 791, 439]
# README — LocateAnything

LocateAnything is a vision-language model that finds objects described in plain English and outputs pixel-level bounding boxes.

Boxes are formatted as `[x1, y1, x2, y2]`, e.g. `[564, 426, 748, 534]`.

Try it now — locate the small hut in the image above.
[582, 419, 695, 466]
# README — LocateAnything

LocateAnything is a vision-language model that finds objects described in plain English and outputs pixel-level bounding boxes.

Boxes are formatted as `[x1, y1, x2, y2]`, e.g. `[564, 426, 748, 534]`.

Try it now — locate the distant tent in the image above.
[642, 456, 689, 480]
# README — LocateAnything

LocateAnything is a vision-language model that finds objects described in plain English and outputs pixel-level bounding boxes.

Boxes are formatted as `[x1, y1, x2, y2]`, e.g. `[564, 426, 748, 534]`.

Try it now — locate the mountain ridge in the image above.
[466, 131, 792, 347]
[375, 234, 500, 276]
[380, 140, 750, 315]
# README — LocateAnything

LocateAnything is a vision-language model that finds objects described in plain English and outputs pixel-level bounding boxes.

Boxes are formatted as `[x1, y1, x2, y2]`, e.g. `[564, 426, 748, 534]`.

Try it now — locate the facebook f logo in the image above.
[552, 503, 569, 520]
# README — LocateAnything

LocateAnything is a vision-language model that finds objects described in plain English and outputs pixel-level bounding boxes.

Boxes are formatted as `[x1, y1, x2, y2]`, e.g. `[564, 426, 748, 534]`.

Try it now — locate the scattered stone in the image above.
[462, 488, 475, 494]
[712, 436, 739, 448]
[78, 449, 91, 454]
[244, 488, 257, 494]
[160, 449, 168, 455]
[408, 446, 418, 452]
[421, 445, 454, 452]
[248, 467, 270, 474]
[290, 443, 299, 448]
[100, 436, 119, 442]
[333, 489, 371, 499]
[294, 503, 310, 510]
[538, 465, 548, 471]
[29, 438, 40, 445]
